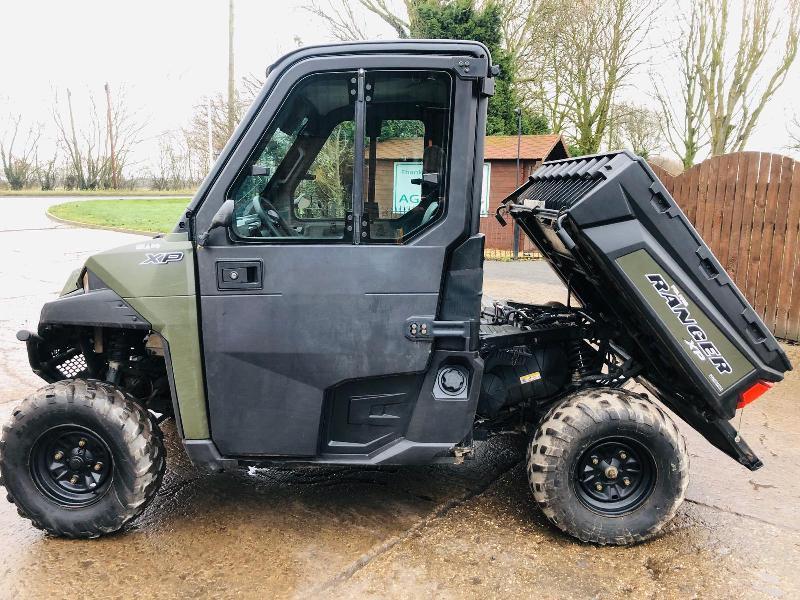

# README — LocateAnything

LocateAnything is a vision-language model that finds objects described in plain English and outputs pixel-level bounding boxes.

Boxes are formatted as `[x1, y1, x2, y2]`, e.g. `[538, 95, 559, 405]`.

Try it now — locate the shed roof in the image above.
[373, 134, 568, 161]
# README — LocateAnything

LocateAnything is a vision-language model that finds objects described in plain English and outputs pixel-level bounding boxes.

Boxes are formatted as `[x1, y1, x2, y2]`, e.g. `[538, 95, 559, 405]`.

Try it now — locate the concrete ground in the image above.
[0, 198, 798, 599]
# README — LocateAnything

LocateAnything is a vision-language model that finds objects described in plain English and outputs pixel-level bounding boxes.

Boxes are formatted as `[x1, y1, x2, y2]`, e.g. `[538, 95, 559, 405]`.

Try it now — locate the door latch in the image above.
[216, 260, 263, 290]
[404, 316, 478, 343]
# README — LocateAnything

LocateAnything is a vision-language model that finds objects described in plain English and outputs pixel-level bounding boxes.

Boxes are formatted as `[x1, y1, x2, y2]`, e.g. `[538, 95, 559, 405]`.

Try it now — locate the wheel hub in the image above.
[574, 437, 656, 516]
[31, 426, 113, 507]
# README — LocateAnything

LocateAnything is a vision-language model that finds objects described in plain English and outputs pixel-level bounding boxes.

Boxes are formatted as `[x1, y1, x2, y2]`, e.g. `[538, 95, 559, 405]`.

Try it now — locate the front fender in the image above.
[59, 268, 82, 296]
[19, 288, 151, 383]
[39, 288, 150, 331]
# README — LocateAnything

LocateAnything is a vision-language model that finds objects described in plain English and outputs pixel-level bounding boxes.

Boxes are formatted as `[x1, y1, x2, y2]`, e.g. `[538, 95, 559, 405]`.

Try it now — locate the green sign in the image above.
[392, 162, 492, 215]
[392, 162, 422, 213]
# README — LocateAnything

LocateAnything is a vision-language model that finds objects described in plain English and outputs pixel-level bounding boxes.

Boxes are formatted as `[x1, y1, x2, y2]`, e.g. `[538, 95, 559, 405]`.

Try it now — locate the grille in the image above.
[517, 155, 609, 212]
[55, 352, 88, 379]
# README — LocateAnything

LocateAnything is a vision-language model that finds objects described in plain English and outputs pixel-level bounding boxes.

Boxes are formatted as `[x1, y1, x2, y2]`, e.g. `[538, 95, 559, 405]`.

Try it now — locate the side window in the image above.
[364, 71, 452, 242]
[295, 122, 354, 220]
[230, 72, 356, 241]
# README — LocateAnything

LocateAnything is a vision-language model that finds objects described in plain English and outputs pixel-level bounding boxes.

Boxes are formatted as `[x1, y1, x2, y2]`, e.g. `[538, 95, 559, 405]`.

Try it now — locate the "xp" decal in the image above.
[140, 252, 184, 265]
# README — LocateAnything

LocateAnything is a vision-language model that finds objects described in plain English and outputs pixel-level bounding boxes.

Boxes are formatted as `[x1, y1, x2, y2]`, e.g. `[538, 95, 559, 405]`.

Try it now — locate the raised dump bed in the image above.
[499, 150, 791, 433]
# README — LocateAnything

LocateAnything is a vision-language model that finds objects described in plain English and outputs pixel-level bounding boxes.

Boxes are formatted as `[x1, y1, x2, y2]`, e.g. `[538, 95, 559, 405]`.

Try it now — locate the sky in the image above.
[0, 0, 798, 176]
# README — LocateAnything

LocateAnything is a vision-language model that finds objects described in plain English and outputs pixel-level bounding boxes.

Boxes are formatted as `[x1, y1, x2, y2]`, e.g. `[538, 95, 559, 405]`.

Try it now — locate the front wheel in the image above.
[527, 388, 688, 545]
[0, 379, 165, 538]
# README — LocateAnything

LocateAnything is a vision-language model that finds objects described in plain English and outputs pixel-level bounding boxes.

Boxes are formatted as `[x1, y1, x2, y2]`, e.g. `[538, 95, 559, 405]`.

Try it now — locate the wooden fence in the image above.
[650, 152, 800, 341]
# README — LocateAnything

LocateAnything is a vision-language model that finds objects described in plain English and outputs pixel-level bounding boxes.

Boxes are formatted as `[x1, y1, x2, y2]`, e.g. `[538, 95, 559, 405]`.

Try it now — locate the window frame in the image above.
[222, 67, 455, 247]
[226, 69, 359, 245]
[362, 69, 455, 245]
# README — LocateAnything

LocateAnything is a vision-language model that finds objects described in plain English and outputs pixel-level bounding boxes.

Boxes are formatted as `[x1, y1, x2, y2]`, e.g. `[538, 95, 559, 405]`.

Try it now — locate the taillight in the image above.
[737, 380, 774, 409]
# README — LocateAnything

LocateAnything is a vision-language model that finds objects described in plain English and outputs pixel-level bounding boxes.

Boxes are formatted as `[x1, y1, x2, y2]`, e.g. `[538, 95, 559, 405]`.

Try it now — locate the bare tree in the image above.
[240, 73, 265, 104]
[652, 3, 708, 169]
[304, 0, 428, 39]
[522, 0, 657, 154]
[150, 130, 197, 190]
[34, 151, 59, 191]
[0, 115, 41, 190]
[103, 85, 145, 188]
[607, 102, 663, 158]
[696, 0, 800, 155]
[54, 89, 88, 189]
[305, 0, 369, 40]
[183, 86, 250, 176]
[180, 72, 268, 183]
[790, 114, 800, 152]
[54, 87, 144, 189]
[499, 0, 559, 82]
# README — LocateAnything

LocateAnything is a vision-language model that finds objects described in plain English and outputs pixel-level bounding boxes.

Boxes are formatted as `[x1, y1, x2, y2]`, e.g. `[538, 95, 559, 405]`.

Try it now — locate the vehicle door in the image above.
[193, 53, 484, 457]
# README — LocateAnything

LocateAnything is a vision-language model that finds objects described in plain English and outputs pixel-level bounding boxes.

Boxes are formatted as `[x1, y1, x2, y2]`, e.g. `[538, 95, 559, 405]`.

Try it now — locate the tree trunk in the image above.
[66, 89, 85, 189]
[105, 83, 118, 189]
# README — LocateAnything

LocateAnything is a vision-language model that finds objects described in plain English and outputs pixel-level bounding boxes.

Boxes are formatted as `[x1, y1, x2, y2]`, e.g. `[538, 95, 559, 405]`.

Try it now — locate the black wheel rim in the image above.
[574, 437, 656, 516]
[30, 425, 113, 507]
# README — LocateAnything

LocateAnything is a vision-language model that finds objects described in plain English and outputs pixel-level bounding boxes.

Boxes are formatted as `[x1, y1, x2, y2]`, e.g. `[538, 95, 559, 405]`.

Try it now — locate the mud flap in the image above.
[639, 378, 762, 471]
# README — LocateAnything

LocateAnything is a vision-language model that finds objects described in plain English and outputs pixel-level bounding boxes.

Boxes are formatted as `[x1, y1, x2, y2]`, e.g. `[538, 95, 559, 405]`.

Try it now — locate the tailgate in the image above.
[498, 151, 792, 468]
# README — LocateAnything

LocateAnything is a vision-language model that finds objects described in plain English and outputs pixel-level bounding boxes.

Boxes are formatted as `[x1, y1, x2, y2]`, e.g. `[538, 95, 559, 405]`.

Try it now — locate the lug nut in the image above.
[623, 477, 631, 486]
[70, 475, 79, 485]
[78, 439, 87, 448]
[595, 483, 603, 491]
[619, 452, 627, 460]
[94, 462, 103, 472]
[591, 457, 599, 465]
[54, 451, 64, 461]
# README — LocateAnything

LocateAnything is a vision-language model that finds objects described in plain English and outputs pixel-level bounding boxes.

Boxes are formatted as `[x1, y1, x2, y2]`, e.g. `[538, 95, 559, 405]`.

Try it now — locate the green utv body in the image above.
[1, 41, 791, 543]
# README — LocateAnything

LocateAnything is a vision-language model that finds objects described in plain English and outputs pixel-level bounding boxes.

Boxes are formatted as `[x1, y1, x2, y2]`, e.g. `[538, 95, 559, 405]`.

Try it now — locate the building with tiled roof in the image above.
[373, 134, 569, 252]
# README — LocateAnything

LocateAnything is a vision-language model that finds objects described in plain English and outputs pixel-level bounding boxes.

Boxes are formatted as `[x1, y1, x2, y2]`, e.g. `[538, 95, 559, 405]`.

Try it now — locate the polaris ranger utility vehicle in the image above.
[1, 41, 791, 544]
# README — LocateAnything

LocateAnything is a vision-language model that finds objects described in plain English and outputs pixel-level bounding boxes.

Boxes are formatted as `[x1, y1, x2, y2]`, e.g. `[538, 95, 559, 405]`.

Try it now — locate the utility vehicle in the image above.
[0, 41, 790, 544]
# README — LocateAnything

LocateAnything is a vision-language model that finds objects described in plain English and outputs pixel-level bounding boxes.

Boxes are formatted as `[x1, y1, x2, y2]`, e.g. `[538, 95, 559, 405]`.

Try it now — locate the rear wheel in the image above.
[527, 388, 688, 545]
[0, 379, 165, 538]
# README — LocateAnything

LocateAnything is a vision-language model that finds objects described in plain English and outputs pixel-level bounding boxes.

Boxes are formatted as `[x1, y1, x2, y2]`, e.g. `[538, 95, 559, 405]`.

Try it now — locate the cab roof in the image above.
[266, 39, 492, 78]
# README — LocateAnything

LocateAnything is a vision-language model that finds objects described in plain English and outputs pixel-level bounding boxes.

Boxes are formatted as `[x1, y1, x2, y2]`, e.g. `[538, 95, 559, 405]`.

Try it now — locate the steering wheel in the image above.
[251, 196, 295, 237]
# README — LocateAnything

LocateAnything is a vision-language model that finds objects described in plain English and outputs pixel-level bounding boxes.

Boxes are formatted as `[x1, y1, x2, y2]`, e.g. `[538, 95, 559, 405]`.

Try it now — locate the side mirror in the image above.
[251, 164, 270, 177]
[197, 199, 234, 247]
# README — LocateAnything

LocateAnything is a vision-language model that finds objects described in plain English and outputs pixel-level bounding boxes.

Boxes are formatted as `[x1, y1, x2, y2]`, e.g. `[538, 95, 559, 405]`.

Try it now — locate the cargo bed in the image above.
[498, 150, 791, 469]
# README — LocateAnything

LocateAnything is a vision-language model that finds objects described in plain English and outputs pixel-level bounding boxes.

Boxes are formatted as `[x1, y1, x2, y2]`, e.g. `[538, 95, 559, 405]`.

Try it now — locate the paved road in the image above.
[0, 198, 798, 599]
[0, 197, 146, 404]
[485, 258, 561, 285]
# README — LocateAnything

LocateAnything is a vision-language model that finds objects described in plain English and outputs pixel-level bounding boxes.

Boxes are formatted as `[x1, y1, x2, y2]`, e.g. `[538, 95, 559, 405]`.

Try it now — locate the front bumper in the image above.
[16, 329, 84, 383]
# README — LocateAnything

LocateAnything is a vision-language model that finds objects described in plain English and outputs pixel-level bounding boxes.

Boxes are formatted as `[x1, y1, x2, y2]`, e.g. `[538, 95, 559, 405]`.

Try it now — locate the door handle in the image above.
[216, 260, 263, 290]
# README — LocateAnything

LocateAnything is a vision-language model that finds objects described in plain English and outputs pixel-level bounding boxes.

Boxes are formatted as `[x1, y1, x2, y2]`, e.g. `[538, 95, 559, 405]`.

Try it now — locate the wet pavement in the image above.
[0, 198, 798, 599]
